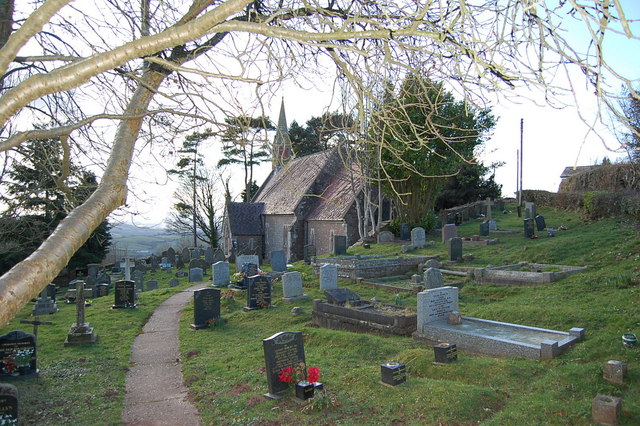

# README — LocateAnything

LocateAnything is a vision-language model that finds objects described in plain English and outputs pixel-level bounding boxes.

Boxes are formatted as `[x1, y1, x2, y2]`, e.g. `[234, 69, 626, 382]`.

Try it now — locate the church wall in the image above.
[263, 214, 296, 262]
[306, 220, 346, 255]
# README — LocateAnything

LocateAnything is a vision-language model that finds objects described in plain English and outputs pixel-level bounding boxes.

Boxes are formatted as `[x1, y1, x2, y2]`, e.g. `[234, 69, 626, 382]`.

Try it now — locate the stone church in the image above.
[221, 100, 384, 263]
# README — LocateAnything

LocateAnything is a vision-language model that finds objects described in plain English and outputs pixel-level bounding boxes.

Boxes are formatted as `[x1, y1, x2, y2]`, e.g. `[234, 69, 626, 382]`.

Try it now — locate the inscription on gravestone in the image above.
[112, 280, 136, 308]
[0, 383, 18, 424]
[417, 286, 459, 332]
[191, 288, 221, 329]
[263, 331, 306, 399]
[319, 264, 338, 290]
[282, 271, 306, 301]
[0, 330, 37, 378]
[245, 276, 272, 310]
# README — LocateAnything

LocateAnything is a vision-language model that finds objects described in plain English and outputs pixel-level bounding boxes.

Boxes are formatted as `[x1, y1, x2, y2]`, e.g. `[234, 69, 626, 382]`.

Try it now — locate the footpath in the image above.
[121, 284, 205, 425]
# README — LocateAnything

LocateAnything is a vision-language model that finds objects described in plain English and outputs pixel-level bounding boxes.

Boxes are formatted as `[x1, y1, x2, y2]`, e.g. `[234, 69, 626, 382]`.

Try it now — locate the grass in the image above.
[2, 203, 640, 424]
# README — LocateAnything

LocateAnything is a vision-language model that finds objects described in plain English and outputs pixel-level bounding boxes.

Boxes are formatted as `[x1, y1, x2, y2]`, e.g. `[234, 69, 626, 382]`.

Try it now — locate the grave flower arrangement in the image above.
[205, 317, 226, 329]
[278, 362, 322, 400]
[1, 348, 35, 374]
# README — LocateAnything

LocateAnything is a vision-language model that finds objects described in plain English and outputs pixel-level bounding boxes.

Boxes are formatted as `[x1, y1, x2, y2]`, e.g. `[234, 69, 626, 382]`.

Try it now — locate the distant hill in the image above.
[109, 223, 190, 258]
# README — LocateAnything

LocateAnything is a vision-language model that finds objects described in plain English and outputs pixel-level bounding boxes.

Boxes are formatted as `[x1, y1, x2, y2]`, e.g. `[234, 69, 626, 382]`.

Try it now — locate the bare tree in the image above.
[0, 1, 638, 326]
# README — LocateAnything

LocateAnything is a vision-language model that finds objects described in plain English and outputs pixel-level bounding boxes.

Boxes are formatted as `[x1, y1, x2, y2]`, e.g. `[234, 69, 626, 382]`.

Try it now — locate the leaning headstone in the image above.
[235, 255, 259, 273]
[204, 247, 215, 264]
[535, 215, 546, 231]
[245, 275, 272, 310]
[449, 237, 463, 261]
[146, 280, 158, 291]
[262, 331, 306, 399]
[112, 280, 136, 308]
[333, 235, 347, 255]
[416, 286, 459, 333]
[319, 264, 338, 290]
[166, 247, 176, 265]
[424, 268, 444, 289]
[479, 221, 490, 237]
[400, 223, 411, 241]
[303, 244, 316, 265]
[0, 331, 37, 378]
[271, 250, 287, 272]
[324, 288, 360, 305]
[182, 247, 191, 264]
[442, 224, 458, 243]
[525, 201, 537, 219]
[282, 272, 306, 302]
[377, 231, 394, 244]
[169, 278, 180, 288]
[190, 288, 221, 329]
[524, 218, 535, 238]
[411, 227, 426, 248]
[189, 267, 204, 283]
[0, 383, 18, 424]
[212, 261, 230, 287]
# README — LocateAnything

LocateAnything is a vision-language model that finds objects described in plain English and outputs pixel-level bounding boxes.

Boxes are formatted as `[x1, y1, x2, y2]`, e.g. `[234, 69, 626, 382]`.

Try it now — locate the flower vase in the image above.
[295, 381, 314, 400]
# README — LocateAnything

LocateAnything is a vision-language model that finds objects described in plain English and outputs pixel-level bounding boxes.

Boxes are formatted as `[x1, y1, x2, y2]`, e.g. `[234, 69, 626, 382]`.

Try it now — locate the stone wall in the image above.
[312, 255, 435, 280]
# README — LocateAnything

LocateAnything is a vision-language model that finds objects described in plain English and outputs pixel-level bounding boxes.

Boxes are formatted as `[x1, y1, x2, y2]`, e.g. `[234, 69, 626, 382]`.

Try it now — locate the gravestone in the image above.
[193, 247, 203, 258]
[245, 275, 272, 310]
[236, 255, 259, 273]
[96, 272, 111, 285]
[64, 282, 97, 346]
[282, 271, 306, 302]
[204, 247, 215, 264]
[87, 263, 100, 280]
[0, 383, 18, 424]
[400, 223, 411, 241]
[424, 268, 444, 289]
[150, 255, 159, 271]
[433, 343, 458, 363]
[535, 215, 546, 231]
[592, 395, 622, 426]
[603, 360, 627, 385]
[95, 284, 109, 297]
[303, 244, 316, 265]
[488, 219, 498, 231]
[176, 256, 185, 269]
[319, 264, 338, 290]
[166, 247, 176, 265]
[525, 201, 536, 219]
[449, 237, 463, 261]
[524, 218, 535, 238]
[146, 280, 158, 291]
[132, 270, 144, 291]
[479, 221, 490, 237]
[262, 331, 306, 399]
[333, 235, 347, 255]
[377, 231, 394, 244]
[182, 247, 191, 264]
[271, 250, 287, 272]
[212, 261, 230, 287]
[175, 270, 187, 278]
[380, 361, 406, 386]
[241, 263, 259, 278]
[442, 224, 458, 243]
[189, 267, 204, 283]
[416, 286, 459, 333]
[411, 227, 426, 248]
[45, 283, 57, 301]
[161, 256, 169, 266]
[32, 288, 58, 316]
[212, 248, 225, 263]
[112, 280, 136, 308]
[324, 288, 360, 305]
[0, 331, 37, 378]
[169, 278, 180, 287]
[190, 288, 221, 329]
[484, 197, 494, 221]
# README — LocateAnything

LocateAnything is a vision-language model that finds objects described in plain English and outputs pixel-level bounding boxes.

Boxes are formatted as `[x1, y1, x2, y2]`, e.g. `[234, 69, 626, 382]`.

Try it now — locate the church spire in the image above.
[272, 98, 292, 170]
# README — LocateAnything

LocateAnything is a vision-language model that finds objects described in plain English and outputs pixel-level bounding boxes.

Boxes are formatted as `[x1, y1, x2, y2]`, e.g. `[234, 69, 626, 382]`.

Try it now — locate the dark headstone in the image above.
[245, 275, 272, 310]
[150, 255, 159, 271]
[241, 263, 259, 277]
[166, 247, 176, 265]
[45, 283, 57, 301]
[0, 330, 37, 377]
[380, 362, 406, 386]
[0, 383, 18, 423]
[524, 218, 535, 238]
[434, 343, 457, 363]
[112, 280, 136, 308]
[189, 267, 203, 283]
[333, 235, 347, 255]
[271, 250, 286, 272]
[400, 223, 411, 241]
[169, 278, 180, 288]
[191, 288, 221, 329]
[262, 331, 306, 399]
[182, 247, 191, 264]
[176, 255, 185, 269]
[204, 247, 215, 264]
[324, 288, 360, 305]
[146, 280, 158, 291]
[303, 244, 316, 265]
[479, 221, 490, 237]
[212, 248, 225, 263]
[94, 284, 109, 298]
[449, 237, 463, 261]
[535, 215, 546, 231]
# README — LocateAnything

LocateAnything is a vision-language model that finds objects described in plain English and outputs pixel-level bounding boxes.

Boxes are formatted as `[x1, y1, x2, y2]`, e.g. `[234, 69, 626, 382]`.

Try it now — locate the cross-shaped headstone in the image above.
[75, 282, 87, 331]
[485, 197, 494, 222]
[123, 258, 134, 280]
[20, 316, 54, 338]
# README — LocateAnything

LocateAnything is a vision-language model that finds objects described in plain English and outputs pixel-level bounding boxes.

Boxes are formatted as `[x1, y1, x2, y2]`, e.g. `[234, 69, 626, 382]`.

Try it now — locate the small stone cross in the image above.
[20, 316, 53, 338]
[75, 281, 87, 331]
[485, 197, 494, 222]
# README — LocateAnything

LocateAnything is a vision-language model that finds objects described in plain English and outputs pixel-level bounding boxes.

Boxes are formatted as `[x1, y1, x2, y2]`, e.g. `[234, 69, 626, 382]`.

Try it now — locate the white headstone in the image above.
[319, 264, 338, 290]
[212, 261, 230, 286]
[411, 227, 426, 248]
[441, 224, 458, 243]
[282, 271, 305, 300]
[417, 286, 459, 333]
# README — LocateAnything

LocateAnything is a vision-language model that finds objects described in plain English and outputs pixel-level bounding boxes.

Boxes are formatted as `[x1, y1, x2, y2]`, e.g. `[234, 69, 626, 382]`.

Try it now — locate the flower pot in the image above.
[622, 333, 637, 348]
[295, 381, 314, 400]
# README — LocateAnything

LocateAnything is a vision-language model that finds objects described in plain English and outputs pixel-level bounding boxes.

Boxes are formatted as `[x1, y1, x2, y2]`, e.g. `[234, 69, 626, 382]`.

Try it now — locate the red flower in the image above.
[307, 367, 320, 383]
[278, 366, 294, 383]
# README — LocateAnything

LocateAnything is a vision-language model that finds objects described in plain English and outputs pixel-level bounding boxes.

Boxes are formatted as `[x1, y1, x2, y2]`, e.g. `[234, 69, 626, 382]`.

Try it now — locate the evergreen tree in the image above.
[434, 162, 503, 211]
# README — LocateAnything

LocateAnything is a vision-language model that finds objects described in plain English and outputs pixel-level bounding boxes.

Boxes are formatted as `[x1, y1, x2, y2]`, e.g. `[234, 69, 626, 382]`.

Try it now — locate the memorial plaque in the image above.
[433, 343, 458, 363]
[380, 362, 406, 386]
[245, 275, 272, 310]
[112, 280, 136, 308]
[0, 330, 37, 378]
[263, 331, 306, 398]
[191, 288, 221, 329]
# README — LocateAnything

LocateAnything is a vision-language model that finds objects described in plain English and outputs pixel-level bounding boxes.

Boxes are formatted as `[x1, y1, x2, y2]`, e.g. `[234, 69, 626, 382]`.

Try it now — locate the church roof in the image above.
[226, 202, 264, 235]
[306, 163, 361, 221]
[560, 165, 599, 179]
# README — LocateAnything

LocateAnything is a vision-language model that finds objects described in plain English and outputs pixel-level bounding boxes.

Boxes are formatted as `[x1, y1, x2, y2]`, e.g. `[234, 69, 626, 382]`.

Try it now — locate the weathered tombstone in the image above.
[169, 278, 180, 288]
[411, 227, 426, 248]
[204, 246, 215, 264]
[235, 255, 259, 273]
[212, 261, 230, 287]
[189, 267, 204, 283]
[176, 255, 185, 269]
[319, 264, 338, 290]
[400, 223, 411, 241]
[449, 237, 463, 261]
[212, 248, 225, 263]
[535, 215, 546, 231]
[333, 235, 347, 255]
[95, 283, 109, 297]
[524, 218, 535, 238]
[262, 331, 306, 399]
[87, 263, 100, 279]
[64, 282, 97, 346]
[146, 280, 158, 291]
[324, 288, 360, 305]
[425, 258, 441, 269]
[32, 288, 58, 316]
[282, 271, 307, 302]
[166, 247, 176, 265]
[377, 231, 395, 244]
[424, 268, 444, 289]
[416, 286, 459, 333]
[245, 275, 272, 310]
[441, 224, 458, 243]
[190, 288, 221, 329]
[0, 383, 18, 424]
[0, 331, 37, 378]
[271, 250, 287, 272]
[303, 244, 316, 265]
[380, 361, 406, 386]
[182, 247, 191, 264]
[241, 262, 259, 278]
[479, 221, 490, 236]
[112, 280, 136, 308]
[525, 201, 537, 219]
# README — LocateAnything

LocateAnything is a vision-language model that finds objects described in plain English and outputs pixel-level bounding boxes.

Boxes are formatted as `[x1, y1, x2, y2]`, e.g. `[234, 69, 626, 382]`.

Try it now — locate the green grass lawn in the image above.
[2, 204, 639, 424]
